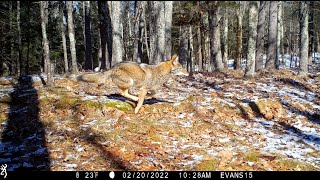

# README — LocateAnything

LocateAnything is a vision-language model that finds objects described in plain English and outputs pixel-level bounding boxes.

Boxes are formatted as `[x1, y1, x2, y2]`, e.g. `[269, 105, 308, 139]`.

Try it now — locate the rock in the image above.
[254, 99, 286, 120]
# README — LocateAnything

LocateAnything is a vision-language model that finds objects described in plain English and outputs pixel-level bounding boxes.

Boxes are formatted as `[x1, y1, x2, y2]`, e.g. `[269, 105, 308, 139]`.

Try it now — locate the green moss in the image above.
[194, 159, 220, 171]
[54, 96, 80, 109]
[82, 101, 101, 109]
[104, 101, 133, 112]
[244, 151, 260, 162]
[280, 159, 317, 170]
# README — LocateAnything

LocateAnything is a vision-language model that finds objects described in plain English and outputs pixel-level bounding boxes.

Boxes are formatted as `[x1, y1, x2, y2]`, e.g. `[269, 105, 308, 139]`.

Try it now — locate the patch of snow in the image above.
[64, 164, 78, 168]
[0, 158, 11, 163]
[34, 147, 47, 155]
[75, 144, 84, 152]
[23, 162, 33, 168]
[219, 138, 230, 143]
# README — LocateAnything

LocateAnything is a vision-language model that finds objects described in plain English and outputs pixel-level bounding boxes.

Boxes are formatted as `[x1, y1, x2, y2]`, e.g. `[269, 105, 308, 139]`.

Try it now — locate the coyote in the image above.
[78, 54, 189, 113]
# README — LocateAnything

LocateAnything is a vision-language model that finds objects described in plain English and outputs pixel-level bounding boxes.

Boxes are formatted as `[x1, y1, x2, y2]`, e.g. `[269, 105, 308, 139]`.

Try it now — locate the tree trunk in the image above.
[98, 1, 111, 70]
[266, 1, 278, 69]
[150, 1, 165, 64]
[9, 2, 14, 75]
[40, 1, 53, 86]
[255, 1, 267, 71]
[235, 2, 247, 70]
[17, 1, 22, 76]
[197, 1, 203, 72]
[59, 2, 69, 73]
[164, 1, 173, 60]
[179, 26, 188, 68]
[188, 25, 194, 73]
[222, 8, 229, 69]
[309, 1, 314, 63]
[26, 2, 31, 74]
[110, 1, 123, 66]
[122, 1, 131, 62]
[208, 1, 224, 72]
[276, 1, 283, 69]
[299, 1, 309, 76]
[67, 1, 78, 73]
[245, 1, 258, 77]
[133, 1, 140, 62]
[84, 1, 92, 70]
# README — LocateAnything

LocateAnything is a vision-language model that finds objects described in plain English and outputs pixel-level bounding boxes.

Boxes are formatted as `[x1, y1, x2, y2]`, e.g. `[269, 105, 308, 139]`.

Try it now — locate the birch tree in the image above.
[67, 1, 78, 73]
[299, 1, 309, 76]
[266, 1, 277, 69]
[245, 1, 258, 77]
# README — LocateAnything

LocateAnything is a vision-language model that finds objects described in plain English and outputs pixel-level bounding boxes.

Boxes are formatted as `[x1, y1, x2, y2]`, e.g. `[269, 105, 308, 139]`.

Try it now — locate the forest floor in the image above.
[0, 67, 320, 171]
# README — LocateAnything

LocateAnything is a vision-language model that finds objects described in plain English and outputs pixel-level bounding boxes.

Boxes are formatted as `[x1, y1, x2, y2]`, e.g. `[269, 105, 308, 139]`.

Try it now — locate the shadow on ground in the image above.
[0, 76, 50, 171]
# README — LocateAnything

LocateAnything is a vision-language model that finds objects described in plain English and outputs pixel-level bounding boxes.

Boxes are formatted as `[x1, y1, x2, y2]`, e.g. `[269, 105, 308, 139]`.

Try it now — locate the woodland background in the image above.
[0, 1, 319, 82]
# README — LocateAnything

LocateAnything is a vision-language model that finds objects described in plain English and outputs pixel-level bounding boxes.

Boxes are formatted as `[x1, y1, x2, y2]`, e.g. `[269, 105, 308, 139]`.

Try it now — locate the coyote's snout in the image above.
[78, 54, 189, 113]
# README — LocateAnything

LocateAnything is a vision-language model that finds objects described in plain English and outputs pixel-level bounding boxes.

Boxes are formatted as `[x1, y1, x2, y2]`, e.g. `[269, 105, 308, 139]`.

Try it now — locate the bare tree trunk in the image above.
[110, 1, 123, 66]
[299, 1, 309, 76]
[67, 1, 78, 73]
[276, 1, 283, 69]
[122, 1, 132, 62]
[222, 8, 229, 69]
[98, 1, 111, 70]
[197, 1, 203, 72]
[208, 1, 224, 72]
[266, 1, 277, 69]
[133, 1, 140, 62]
[143, 7, 150, 63]
[309, 1, 314, 64]
[235, 2, 247, 70]
[59, 2, 69, 73]
[26, 2, 31, 74]
[255, 1, 267, 71]
[150, 1, 165, 64]
[164, 1, 173, 60]
[9, 2, 14, 75]
[189, 25, 194, 73]
[245, 1, 258, 77]
[17, 1, 22, 76]
[179, 26, 188, 68]
[84, 1, 92, 70]
[40, 1, 53, 86]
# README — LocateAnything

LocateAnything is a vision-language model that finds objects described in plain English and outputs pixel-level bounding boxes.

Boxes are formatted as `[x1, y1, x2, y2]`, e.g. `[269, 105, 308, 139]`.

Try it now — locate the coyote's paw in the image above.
[134, 107, 140, 114]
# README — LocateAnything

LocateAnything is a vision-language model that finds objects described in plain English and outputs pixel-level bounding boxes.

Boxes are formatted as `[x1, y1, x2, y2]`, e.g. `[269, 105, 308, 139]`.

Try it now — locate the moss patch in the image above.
[104, 101, 133, 112]
[279, 159, 317, 170]
[194, 158, 220, 171]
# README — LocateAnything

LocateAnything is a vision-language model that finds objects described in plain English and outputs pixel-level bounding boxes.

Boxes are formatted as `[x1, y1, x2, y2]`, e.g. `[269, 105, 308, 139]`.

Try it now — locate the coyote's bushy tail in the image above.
[77, 70, 112, 84]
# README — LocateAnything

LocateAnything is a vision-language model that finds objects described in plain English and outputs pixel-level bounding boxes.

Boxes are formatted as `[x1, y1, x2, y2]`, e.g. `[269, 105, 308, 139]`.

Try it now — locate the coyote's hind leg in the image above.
[121, 88, 139, 101]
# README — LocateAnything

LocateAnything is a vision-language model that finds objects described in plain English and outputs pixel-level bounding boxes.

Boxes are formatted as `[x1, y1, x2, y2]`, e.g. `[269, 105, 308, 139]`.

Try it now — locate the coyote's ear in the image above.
[171, 54, 179, 65]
